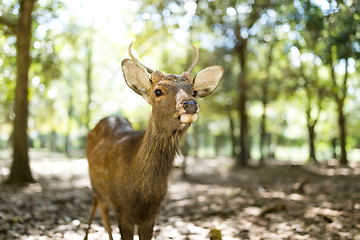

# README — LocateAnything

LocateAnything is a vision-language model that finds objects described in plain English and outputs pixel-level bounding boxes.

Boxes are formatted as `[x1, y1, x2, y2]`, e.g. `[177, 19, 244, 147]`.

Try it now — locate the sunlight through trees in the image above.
[0, 0, 360, 183]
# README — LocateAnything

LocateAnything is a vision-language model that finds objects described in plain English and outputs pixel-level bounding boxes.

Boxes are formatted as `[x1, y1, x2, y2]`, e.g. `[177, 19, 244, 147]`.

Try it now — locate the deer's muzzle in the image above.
[178, 99, 199, 123]
[181, 100, 198, 114]
[174, 89, 199, 124]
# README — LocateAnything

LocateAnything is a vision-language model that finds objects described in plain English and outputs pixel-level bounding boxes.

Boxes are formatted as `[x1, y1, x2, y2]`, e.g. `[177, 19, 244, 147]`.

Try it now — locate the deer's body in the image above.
[87, 115, 184, 225]
[84, 43, 223, 240]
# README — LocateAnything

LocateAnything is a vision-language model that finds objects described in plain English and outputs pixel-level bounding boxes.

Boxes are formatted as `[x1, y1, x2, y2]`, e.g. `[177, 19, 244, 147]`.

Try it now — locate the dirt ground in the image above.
[0, 150, 360, 240]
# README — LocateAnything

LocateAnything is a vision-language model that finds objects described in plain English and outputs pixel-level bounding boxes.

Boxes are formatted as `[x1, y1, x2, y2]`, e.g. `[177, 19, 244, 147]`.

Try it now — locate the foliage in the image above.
[0, 0, 360, 164]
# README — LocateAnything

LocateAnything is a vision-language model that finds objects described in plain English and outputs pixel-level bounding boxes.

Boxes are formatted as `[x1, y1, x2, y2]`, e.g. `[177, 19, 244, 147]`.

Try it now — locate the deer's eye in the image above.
[192, 90, 198, 98]
[154, 89, 163, 97]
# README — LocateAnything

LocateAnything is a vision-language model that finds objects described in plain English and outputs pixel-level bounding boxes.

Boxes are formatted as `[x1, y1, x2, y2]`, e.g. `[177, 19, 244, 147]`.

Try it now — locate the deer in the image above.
[84, 42, 224, 240]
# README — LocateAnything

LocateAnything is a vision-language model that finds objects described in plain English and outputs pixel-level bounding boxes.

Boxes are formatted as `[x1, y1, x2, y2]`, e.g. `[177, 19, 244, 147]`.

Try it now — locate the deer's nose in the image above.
[181, 100, 198, 114]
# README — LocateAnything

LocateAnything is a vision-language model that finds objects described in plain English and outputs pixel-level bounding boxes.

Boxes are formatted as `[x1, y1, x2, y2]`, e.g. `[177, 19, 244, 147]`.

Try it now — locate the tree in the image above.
[300, 65, 326, 163]
[259, 42, 275, 164]
[194, 0, 275, 167]
[0, 0, 37, 184]
[289, 0, 326, 163]
[322, 1, 360, 165]
[135, 0, 297, 164]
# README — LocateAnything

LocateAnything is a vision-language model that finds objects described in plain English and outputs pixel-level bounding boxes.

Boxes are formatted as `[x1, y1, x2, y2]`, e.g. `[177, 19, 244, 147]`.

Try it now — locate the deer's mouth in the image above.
[178, 113, 198, 123]
[174, 105, 199, 124]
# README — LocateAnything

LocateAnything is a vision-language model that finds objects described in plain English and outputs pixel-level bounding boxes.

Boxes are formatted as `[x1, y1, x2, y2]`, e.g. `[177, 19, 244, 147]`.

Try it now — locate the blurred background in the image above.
[1, 0, 360, 183]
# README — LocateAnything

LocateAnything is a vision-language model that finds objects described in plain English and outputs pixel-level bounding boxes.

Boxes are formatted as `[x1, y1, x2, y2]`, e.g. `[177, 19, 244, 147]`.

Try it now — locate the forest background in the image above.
[0, 0, 360, 184]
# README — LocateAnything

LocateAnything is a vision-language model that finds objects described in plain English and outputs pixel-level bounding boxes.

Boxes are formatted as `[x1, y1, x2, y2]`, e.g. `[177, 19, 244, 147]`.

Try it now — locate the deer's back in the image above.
[86, 116, 143, 203]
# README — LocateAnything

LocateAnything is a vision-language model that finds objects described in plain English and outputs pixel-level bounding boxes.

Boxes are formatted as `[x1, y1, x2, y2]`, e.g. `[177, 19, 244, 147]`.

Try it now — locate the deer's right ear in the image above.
[193, 65, 224, 98]
[122, 59, 151, 102]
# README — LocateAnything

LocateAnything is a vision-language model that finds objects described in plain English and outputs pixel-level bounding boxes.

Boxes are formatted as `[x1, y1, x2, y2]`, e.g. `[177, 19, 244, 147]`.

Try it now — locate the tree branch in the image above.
[0, 16, 19, 35]
[0, 16, 16, 29]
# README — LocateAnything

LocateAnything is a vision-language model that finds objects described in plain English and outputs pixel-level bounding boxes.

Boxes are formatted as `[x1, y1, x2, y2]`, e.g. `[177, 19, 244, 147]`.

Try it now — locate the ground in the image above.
[0, 150, 360, 240]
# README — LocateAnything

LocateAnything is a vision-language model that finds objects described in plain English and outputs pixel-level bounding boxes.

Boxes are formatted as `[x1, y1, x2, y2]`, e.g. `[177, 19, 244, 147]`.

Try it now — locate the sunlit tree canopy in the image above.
[0, 0, 359, 164]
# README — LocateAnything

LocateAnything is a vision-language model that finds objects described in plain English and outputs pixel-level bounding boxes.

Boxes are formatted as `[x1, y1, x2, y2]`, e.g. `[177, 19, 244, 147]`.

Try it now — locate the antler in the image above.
[187, 44, 199, 73]
[128, 42, 154, 74]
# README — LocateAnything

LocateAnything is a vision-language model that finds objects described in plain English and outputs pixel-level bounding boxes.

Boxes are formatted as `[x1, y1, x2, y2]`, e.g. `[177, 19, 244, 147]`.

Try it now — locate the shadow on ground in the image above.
[0, 151, 360, 239]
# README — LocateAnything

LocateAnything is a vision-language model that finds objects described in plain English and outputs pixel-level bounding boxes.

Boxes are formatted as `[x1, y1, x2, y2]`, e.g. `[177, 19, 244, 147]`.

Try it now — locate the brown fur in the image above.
[84, 51, 223, 240]
[85, 74, 195, 240]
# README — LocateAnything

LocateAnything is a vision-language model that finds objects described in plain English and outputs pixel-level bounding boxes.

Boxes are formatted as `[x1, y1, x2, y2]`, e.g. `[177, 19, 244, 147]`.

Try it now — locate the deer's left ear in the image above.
[122, 59, 152, 102]
[193, 65, 224, 98]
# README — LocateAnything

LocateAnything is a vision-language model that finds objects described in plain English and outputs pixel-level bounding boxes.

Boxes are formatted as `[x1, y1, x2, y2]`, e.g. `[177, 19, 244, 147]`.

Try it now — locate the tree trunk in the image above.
[259, 77, 269, 165]
[308, 124, 316, 163]
[6, 0, 36, 184]
[338, 58, 348, 166]
[228, 112, 237, 158]
[329, 54, 348, 165]
[232, 8, 260, 168]
[306, 96, 319, 164]
[238, 75, 249, 167]
[259, 105, 267, 165]
[235, 43, 250, 168]
[260, 43, 273, 165]
[331, 138, 337, 159]
[338, 99, 347, 165]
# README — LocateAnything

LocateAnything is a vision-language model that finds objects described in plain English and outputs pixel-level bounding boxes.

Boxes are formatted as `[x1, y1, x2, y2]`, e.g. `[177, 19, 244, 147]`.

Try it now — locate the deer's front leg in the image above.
[117, 215, 134, 240]
[138, 220, 155, 240]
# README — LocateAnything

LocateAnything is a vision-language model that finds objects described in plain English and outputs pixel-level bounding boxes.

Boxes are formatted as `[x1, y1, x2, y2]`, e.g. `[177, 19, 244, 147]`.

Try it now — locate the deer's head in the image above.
[121, 43, 223, 132]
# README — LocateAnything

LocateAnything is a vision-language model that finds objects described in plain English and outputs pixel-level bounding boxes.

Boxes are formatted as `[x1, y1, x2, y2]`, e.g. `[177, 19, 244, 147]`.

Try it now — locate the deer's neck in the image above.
[135, 117, 187, 197]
